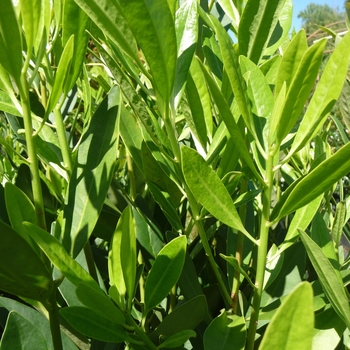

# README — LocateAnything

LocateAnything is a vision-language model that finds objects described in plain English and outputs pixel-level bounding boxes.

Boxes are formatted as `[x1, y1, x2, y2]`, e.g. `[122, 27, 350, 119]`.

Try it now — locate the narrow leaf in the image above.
[272, 142, 350, 221]
[144, 236, 187, 313]
[259, 282, 314, 350]
[331, 201, 346, 250]
[238, 0, 287, 64]
[289, 32, 350, 155]
[62, 86, 119, 257]
[117, 0, 177, 104]
[159, 330, 196, 349]
[182, 146, 257, 244]
[299, 229, 350, 329]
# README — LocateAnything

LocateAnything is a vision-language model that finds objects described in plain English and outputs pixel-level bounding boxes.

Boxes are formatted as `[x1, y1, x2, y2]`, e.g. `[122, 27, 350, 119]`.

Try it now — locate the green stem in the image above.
[83, 242, 99, 282]
[124, 313, 157, 350]
[19, 74, 47, 231]
[246, 154, 274, 350]
[231, 179, 248, 313]
[47, 291, 63, 350]
[53, 106, 73, 177]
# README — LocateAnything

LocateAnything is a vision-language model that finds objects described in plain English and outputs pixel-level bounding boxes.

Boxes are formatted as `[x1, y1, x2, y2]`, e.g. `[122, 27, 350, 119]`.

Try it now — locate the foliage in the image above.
[0, 0, 350, 349]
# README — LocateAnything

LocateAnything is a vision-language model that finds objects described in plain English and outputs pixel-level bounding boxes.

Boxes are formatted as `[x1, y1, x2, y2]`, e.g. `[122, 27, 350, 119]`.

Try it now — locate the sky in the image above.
[292, 0, 346, 30]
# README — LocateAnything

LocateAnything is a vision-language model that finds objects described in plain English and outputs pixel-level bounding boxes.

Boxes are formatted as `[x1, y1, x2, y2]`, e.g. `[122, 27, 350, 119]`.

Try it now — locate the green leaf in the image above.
[0, 221, 53, 302]
[159, 330, 196, 349]
[60, 306, 128, 342]
[62, 86, 119, 257]
[0, 91, 19, 116]
[62, 0, 90, 92]
[23, 222, 102, 295]
[173, 0, 198, 106]
[217, 0, 240, 33]
[182, 146, 256, 244]
[271, 142, 350, 221]
[0, 297, 79, 349]
[75, 283, 125, 325]
[117, 0, 177, 104]
[144, 236, 187, 313]
[275, 38, 326, 146]
[331, 201, 346, 251]
[259, 282, 314, 350]
[289, 32, 350, 155]
[0, 311, 47, 350]
[203, 311, 246, 350]
[4, 183, 40, 255]
[238, 0, 287, 64]
[46, 35, 74, 114]
[150, 295, 208, 342]
[0, 0, 22, 83]
[197, 58, 263, 184]
[73, 0, 139, 64]
[220, 254, 256, 290]
[120, 207, 137, 310]
[339, 79, 350, 131]
[299, 229, 350, 329]
[275, 29, 308, 96]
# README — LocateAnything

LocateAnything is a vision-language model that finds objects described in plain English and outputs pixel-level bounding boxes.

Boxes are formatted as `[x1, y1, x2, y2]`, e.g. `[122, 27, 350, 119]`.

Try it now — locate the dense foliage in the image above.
[0, 0, 350, 349]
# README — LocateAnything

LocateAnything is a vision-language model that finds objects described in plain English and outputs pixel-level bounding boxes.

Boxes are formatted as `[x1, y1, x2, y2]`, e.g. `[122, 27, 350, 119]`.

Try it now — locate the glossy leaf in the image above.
[0, 0, 22, 83]
[272, 142, 350, 222]
[173, 0, 198, 106]
[289, 32, 350, 155]
[331, 201, 346, 251]
[182, 146, 256, 244]
[62, 0, 90, 92]
[0, 311, 48, 350]
[19, 0, 41, 55]
[275, 29, 308, 95]
[0, 297, 79, 349]
[197, 58, 263, 184]
[73, 0, 139, 64]
[150, 295, 207, 342]
[259, 282, 314, 350]
[117, 0, 177, 104]
[4, 182, 40, 255]
[159, 330, 196, 348]
[62, 86, 119, 257]
[46, 35, 74, 115]
[299, 229, 350, 329]
[23, 222, 102, 295]
[204, 311, 246, 350]
[144, 236, 187, 313]
[238, 0, 287, 64]
[0, 221, 53, 302]
[275, 38, 326, 146]
[76, 283, 125, 325]
[218, 0, 240, 33]
[60, 307, 128, 342]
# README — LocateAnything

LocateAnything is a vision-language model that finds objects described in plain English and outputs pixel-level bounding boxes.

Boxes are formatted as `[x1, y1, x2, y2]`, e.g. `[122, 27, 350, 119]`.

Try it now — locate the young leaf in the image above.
[331, 201, 346, 252]
[0, 311, 48, 350]
[238, 0, 287, 64]
[271, 142, 350, 221]
[62, 0, 90, 93]
[299, 229, 350, 329]
[0, 0, 22, 84]
[144, 236, 187, 313]
[182, 146, 257, 244]
[173, 0, 198, 107]
[0, 221, 53, 302]
[60, 307, 128, 343]
[289, 32, 350, 155]
[62, 86, 119, 257]
[204, 311, 246, 350]
[259, 282, 314, 350]
[117, 0, 177, 104]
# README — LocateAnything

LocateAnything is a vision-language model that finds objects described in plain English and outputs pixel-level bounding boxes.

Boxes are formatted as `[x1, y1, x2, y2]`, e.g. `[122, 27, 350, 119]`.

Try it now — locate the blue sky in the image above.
[293, 0, 346, 30]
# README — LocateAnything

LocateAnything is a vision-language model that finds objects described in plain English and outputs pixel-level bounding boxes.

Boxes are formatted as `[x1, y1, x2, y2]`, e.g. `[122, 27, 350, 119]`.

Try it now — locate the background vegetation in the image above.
[0, 0, 350, 349]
